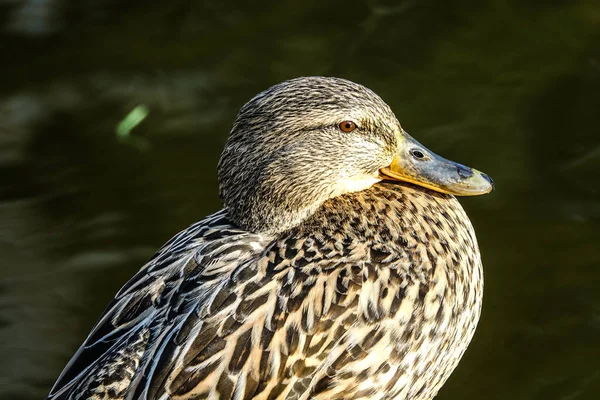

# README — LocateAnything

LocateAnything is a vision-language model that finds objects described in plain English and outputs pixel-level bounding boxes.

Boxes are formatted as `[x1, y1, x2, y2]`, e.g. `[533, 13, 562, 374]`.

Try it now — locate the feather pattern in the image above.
[48, 182, 483, 400]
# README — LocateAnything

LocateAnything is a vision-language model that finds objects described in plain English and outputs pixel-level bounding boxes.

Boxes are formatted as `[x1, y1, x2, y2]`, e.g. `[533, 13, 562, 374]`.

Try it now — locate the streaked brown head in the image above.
[218, 77, 492, 234]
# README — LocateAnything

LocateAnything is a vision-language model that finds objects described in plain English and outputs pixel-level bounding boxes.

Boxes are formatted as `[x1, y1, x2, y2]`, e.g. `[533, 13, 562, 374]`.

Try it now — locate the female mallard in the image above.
[48, 77, 492, 400]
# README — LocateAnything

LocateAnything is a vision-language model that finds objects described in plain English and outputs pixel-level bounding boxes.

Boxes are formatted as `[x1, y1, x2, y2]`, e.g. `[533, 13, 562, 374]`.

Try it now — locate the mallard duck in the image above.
[47, 77, 493, 400]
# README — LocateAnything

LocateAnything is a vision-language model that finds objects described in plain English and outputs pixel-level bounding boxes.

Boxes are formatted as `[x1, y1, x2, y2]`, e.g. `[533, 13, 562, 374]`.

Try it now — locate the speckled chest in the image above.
[257, 182, 484, 400]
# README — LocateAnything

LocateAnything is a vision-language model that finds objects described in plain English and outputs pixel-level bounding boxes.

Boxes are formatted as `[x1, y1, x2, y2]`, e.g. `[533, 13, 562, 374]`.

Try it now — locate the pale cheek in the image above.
[335, 174, 382, 195]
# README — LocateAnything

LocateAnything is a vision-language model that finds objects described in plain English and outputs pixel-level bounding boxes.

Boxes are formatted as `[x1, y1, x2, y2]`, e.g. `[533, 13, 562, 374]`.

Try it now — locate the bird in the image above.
[47, 76, 493, 400]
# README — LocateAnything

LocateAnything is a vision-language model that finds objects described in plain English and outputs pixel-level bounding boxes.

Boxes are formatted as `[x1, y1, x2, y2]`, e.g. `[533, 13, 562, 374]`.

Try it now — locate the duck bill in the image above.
[379, 137, 493, 196]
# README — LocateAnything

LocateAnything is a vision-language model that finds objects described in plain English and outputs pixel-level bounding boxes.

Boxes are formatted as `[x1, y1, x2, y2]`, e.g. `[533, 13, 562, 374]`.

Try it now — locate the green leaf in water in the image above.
[116, 105, 149, 139]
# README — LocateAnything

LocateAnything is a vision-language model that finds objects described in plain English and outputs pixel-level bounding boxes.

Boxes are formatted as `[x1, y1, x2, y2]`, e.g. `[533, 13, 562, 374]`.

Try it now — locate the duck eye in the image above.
[339, 121, 357, 133]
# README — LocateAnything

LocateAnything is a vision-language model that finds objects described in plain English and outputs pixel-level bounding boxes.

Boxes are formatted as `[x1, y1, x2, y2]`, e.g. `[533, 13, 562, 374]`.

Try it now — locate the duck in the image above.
[47, 76, 493, 400]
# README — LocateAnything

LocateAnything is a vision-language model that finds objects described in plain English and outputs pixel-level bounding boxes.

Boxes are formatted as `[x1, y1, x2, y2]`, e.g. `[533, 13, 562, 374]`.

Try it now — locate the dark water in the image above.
[1, 1, 599, 399]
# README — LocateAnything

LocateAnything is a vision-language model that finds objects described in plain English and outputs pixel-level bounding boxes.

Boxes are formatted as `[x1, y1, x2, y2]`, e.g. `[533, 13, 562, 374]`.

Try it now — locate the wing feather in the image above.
[49, 208, 411, 400]
[48, 210, 267, 400]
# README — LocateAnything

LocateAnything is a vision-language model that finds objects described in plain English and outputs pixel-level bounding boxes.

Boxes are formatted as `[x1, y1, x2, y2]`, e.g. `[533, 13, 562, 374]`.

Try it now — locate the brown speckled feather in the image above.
[48, 181, 482, 400]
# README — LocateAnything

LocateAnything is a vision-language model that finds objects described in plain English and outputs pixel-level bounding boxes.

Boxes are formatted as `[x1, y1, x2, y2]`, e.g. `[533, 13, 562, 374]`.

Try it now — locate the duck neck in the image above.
[222, 179, 333, 235]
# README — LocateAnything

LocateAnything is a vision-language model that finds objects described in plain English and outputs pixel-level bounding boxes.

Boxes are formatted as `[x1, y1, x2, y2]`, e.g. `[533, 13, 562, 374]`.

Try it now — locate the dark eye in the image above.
[339, 121, 357, 133]
[411, 149, 425, 159]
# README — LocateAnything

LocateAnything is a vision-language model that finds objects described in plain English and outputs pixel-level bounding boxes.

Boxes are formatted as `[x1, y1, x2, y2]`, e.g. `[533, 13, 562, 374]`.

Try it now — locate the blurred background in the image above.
[1, 0, 599, 399]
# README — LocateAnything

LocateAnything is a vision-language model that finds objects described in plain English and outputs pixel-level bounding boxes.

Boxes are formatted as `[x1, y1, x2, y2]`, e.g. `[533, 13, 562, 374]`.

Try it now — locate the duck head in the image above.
[218, 77, 492, 234]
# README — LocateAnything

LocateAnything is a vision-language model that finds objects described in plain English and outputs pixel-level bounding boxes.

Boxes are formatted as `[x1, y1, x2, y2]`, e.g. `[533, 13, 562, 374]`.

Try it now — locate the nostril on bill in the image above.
[456, 164, 473, 179]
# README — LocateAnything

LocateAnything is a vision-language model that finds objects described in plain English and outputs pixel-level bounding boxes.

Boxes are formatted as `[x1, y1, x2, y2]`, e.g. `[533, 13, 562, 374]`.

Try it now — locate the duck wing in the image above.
[49, 207, 408, 400]
[47, 210, 269, 400]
